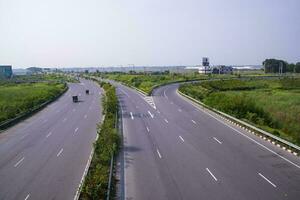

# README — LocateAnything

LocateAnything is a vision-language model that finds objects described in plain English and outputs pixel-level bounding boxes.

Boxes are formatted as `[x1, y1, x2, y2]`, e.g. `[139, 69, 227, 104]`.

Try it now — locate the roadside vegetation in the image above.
[0, 73, 79, 84]
[95, 72, 235, 94]
[179, 78, 300, 145]
[0, 82, 66, 125]
[80, 81, 120, 199]
[0, 73, 79, 127]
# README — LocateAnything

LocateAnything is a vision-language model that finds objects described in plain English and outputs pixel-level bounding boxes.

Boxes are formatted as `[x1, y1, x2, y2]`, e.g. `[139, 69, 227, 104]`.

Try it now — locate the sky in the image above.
[0, 0, 299, 68]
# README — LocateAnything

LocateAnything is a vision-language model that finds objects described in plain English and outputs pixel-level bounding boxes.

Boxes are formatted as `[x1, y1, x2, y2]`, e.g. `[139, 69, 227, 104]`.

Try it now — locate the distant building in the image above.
[27, 67, 43, 74]
[212, 65, 233, 74]
[0, 65, 13, 79]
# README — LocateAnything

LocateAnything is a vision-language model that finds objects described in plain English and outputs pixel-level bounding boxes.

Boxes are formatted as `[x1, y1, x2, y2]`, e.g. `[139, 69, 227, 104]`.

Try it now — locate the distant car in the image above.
[85, 90, 89, 94]
[72, 95, 79, 102]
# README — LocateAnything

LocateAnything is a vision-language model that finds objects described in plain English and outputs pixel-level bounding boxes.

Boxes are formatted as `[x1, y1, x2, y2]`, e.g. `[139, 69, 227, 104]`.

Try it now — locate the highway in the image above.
[0, 79, 102, 200]
[116, 82, 300, 200]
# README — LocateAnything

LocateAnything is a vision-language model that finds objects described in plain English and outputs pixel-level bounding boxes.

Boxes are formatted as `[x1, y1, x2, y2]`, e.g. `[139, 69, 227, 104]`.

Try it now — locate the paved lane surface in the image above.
[115, 82, 300, 200]
[0, 79, 102, 200]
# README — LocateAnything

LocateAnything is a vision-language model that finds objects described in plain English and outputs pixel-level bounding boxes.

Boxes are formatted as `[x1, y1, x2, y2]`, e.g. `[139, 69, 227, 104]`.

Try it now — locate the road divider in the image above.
[79, 80, 120, 200]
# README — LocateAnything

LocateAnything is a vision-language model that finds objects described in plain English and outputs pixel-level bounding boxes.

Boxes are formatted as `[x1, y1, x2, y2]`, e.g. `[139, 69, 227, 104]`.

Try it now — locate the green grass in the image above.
[0, 73, 79, 84]
[0, 82, 66, 124]
[179, 78, 300, 145]
[80, 81, 120, 200]
[96, 72, 236, 94]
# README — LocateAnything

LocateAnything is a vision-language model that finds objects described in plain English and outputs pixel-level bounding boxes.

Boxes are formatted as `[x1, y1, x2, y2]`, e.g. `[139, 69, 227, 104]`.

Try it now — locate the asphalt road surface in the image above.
[115, 82, 300, 200]
[0, 79, 102, 200]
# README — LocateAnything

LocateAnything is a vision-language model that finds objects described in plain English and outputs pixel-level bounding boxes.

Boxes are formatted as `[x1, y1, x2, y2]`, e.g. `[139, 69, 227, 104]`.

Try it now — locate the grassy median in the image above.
[80, 81, 120, 199]
[179, 78, 300, 145]
[96, 72, 214, 94]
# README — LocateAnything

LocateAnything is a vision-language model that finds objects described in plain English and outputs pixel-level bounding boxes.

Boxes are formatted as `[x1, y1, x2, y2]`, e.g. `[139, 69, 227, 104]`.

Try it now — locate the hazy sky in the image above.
[0, 0, 299, 68]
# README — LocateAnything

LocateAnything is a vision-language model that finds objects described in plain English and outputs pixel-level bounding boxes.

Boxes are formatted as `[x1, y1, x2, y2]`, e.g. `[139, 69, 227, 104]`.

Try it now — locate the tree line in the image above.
[263, 58, 300, 73]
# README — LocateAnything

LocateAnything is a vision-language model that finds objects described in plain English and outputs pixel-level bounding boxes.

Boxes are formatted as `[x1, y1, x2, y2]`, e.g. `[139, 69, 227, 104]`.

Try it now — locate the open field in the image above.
[0, 82, 66, 124]
[179, 78, 300, 145]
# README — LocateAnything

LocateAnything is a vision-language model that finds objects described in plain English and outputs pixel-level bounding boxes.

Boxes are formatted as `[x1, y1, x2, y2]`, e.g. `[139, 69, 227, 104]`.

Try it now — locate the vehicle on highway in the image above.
[85, 89, 89, 94]
[72, 95, 79, 102]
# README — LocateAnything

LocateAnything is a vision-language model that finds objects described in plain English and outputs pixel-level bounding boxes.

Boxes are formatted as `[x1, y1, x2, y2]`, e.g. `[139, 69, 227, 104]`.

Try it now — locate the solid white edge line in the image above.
[75, 128, 79, 133]
[191, 120, 196, 124]
[24, 194, 30, 200]
[213, 137, 222, 144]
[258, 173, 277, 188]
[146, 127, 150, 132]
[179, 135, 185, 142]
[73, 132, 99, 200]
[14, 157, 25, 167]
[130, 112, 134, 120]
[157, 149, 162, 158]
[57, 148, 63, 157]
[164, 119, 168, 123]
[206, 168, 218, 181]
[181, 93, 300, 169]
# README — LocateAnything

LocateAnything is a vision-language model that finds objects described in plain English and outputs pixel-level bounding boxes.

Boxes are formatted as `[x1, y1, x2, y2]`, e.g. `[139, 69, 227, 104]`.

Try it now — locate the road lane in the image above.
[113, 81, 300, 200]
[0, 79, 102, 200]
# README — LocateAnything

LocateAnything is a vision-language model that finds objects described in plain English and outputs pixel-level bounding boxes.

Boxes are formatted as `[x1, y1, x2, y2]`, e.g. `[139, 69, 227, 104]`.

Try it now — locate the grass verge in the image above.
[179, 78, 300, 146]
[0, 82, 67, 126]
[80, 81, 120, 200]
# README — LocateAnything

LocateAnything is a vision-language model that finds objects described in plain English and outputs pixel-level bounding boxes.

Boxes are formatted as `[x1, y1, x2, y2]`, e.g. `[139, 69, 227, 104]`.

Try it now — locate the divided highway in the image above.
[0, 79, 102, 200]
[116, 82, 300, 200]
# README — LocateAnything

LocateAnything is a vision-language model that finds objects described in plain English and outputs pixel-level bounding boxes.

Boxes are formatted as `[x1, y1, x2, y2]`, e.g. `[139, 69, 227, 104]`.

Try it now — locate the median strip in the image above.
[79, 81, 120, 200]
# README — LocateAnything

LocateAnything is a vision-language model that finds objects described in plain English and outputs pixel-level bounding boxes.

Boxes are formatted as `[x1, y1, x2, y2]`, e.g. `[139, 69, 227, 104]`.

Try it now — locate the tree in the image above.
[263, 59, 287, 73]
[295, 62, 300, 73]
